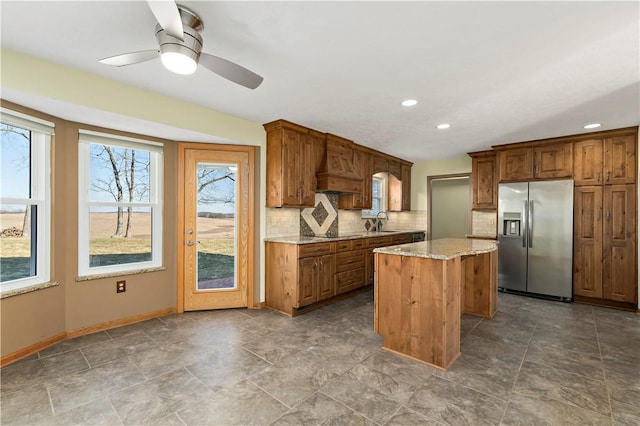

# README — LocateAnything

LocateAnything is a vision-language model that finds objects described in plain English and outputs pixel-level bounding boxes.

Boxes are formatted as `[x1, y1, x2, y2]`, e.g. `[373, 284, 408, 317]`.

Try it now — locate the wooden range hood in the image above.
[316, 134, 363, 193]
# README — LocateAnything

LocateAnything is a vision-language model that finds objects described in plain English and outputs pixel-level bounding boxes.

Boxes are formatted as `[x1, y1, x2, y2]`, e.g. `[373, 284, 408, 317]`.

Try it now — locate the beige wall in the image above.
[411, 156, 472, 211]
[0, 50, 269, 358]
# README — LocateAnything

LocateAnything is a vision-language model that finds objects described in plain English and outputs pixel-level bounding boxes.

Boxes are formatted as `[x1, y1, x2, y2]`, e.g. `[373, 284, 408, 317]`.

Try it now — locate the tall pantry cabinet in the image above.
[573, 133, 637, 308]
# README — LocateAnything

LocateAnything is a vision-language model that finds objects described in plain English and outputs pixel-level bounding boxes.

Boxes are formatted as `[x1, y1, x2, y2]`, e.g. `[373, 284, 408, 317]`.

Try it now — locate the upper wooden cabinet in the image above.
[264, 120, 318, 207]
[388, 163, 411, 211]
[497, 143, 572, 182]
[470, 151, 497, 210]
[533, 143, 573, 179]
[574, 135, 636, 186]
[339, 148, 372, 210]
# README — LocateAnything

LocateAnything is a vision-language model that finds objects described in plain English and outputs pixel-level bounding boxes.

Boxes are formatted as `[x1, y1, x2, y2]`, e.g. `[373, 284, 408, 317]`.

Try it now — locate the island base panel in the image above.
[375, 253, 461, 370]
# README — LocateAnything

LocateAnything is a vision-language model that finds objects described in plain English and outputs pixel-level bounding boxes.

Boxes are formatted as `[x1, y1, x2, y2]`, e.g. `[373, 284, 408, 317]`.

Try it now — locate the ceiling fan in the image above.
[99, 0, 263, 89]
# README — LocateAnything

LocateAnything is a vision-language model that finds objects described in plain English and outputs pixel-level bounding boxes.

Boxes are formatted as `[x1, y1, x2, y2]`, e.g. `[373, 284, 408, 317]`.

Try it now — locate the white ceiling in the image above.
[1, 1, 639, 162]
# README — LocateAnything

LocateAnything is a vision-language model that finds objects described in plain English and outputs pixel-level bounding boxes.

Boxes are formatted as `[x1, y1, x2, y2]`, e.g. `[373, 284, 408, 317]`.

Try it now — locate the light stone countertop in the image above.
[374, 238, 498, 260]
[265, 230, 424, 245]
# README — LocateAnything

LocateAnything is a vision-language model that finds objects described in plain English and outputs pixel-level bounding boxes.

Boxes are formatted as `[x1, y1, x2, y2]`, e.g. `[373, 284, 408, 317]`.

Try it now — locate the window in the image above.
[78, 130, 163, 276]
[0, 109, 53, 294]
[362, 173, 387, 218]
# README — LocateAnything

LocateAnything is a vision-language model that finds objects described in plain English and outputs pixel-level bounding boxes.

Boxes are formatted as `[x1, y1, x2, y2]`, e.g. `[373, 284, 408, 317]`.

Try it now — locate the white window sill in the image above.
[76, 266, 166, 282]
[1, 281, 60, 299]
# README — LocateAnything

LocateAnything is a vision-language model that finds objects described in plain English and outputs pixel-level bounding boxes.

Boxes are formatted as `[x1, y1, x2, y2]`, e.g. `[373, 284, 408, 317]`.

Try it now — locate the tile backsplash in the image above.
[300, 193, 339, 237]
[471, 210, 497, 236]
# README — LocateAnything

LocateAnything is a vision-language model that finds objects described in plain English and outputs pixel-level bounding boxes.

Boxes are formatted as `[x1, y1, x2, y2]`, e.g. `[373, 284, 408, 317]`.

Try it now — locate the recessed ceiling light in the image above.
[401, 99, 418, 107]
[436, 123, 451, 130]
[584, 123, 601, 129]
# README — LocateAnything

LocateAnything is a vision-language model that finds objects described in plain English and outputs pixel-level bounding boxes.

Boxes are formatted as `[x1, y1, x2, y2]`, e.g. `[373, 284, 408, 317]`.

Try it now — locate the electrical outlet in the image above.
[116, 280, 126, 293]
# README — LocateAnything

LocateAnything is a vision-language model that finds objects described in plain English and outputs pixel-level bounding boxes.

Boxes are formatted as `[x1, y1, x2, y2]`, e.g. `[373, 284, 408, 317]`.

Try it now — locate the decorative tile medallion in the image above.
[300, 193, 339, 237]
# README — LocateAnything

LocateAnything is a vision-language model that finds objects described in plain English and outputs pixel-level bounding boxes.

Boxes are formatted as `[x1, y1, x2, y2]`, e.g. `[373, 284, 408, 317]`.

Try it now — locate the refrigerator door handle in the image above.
[522, 200, 528, 248]
[528, 200, 534, 248]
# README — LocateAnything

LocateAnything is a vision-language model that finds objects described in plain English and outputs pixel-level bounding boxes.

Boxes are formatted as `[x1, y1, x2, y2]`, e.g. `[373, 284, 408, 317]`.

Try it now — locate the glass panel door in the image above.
[195, 162, 237, 291]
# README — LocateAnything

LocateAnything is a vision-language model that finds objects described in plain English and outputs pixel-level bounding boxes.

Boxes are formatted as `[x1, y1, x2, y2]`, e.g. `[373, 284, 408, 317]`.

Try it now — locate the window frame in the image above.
[0, 109, 53, 294]
[362, 173, 387, 218]
[78, 130, 163, 277]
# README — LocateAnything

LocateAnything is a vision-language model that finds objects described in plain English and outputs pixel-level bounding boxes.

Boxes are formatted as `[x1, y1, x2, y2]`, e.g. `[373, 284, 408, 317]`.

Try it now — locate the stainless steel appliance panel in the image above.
[526, 180, 573, 298]
[498, 182, 528, 293]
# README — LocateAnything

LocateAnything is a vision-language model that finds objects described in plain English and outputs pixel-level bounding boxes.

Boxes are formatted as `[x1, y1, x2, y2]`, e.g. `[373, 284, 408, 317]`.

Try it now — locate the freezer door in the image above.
[527, 180, 574, 298]
[498, 183, 528, 292]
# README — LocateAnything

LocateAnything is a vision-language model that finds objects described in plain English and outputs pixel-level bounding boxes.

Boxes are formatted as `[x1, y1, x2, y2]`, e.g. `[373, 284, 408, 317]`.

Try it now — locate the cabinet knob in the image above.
[596, 171, 601, 182]
[606, 171, 611, 182]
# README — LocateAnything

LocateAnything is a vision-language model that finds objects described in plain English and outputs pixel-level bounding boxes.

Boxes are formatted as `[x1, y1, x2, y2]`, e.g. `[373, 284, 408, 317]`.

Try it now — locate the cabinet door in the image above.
[534, 143, 573, 179]
[300, 135, 317, 206]
[401, 164, 411, 211]
[604, 135, 636, 185]
[472, 155, 497, 210]
[603, 184, 637, 303]
[297, 257, 317, 307]
[574, 139, 604, 186]
[317, 254, 335, 300]
[498, 148, 533, 182]
[388, 173, 402, 211]
[573, 186, 603, 298]
[372, 154, 388, 174]
[282, 129, 303, 206]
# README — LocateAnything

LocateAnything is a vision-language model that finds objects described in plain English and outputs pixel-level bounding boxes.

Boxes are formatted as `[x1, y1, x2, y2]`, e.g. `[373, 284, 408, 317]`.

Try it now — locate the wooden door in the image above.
[533, 143, 573, 179]
[603, 184, 637, 303]
[317, 254, 335, 300]
[573, 186, 603, 298]
[574, 139, 603, 186]
[498, 148, 533, 182]
[472, 155, 497, 209]
[179, 145, 254, 311]
[298, 257, 317, 307]
[604, 135, 636, 185]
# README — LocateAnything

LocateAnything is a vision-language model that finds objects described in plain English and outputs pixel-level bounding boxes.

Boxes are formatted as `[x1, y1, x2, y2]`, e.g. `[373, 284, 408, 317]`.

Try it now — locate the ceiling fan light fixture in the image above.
[161, 50, 198, 75]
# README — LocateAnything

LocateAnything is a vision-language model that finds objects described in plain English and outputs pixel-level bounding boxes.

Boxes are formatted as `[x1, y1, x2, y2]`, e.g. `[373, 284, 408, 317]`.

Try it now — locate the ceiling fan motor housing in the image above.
[155, 5, 204, 63]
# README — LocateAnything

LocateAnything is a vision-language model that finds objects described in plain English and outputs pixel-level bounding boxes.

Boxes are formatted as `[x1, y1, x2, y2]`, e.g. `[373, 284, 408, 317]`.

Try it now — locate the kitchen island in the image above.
[374, 238, 498, 370]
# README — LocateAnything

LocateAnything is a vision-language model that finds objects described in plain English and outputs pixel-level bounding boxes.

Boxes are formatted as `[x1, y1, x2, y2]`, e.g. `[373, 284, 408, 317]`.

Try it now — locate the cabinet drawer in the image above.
[392, 234, 413, 244]
[335, 240, 352, 252]
[335, 250, 365, 272]
[352, 239, 366, 250]
[298, 242, 334, 258]
[367, 236, 393, 248]
[335, 268, 365, 295]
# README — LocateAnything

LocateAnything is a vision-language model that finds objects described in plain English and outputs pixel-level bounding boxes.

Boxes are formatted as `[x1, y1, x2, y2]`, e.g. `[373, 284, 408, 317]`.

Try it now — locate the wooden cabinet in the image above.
[498, 147, 533, 182]
[575, 136, 636, 186]
[335, 240, 366, 295]
[574, 184, 637, 306]
[264, 120, 318, 207]
[498, 143, 573, 182]
[603, 184, 636, 303]
[339, 148, 372, 210]
[265, 241, 336, 315]
[388, 163, 412, 211]
[573, 186, 603, 299]
[470, 151, 497, 210]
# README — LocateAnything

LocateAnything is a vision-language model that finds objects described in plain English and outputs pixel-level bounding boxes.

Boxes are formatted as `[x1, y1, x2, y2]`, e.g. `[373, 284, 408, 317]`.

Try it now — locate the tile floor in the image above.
[1, 291, 639, 425]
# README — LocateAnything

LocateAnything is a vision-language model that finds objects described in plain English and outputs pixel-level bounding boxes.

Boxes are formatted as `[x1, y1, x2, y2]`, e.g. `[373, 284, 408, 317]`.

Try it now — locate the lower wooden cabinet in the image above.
[574, 184, 637, 307]
[266, 232, 419, 315]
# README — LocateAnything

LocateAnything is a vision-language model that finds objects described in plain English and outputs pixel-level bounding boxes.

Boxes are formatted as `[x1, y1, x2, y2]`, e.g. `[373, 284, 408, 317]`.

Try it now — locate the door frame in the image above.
[177, 142, 256, 313]
[427, 173, 471, 240]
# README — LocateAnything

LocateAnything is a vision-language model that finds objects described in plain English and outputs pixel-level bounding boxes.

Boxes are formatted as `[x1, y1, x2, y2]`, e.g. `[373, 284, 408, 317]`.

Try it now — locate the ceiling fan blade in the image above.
[99, 50, 159, 67]
[147, 0, 184, 41]
[200, 53, 264, 89]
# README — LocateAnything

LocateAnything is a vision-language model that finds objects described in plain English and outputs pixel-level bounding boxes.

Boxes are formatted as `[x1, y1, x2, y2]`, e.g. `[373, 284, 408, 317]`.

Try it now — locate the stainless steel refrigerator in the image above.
[498, 180, 573, 301]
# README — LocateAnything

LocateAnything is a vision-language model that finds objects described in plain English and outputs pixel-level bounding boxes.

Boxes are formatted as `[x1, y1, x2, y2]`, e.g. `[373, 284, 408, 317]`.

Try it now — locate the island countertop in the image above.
[373, 238, 498, 260]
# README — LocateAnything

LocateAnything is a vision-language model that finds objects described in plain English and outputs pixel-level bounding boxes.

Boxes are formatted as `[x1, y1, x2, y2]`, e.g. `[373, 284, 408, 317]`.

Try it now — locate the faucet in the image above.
[375, 211, 388, 232]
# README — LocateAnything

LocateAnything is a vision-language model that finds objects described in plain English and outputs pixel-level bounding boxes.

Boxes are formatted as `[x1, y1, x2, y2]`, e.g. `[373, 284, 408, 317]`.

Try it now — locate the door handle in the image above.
[186, 240, 195, 246]
[528, 200, 533, 248]
[606, 171, 611, 182]
[522, 200, 528, 248]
